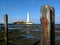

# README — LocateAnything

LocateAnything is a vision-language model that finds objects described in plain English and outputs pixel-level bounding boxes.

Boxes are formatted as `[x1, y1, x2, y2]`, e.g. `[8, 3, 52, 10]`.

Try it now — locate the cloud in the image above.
[3, 6, 8, 10]
[0, 19, 4, 23]
[12, 6, 18, 10]
[31, 0, 37, 4]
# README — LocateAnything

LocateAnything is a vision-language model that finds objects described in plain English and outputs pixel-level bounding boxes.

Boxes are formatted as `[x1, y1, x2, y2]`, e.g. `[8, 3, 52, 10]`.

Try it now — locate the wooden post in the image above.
[50, 7, 55, 45]
[4, 14, 8, 45]
[40, 5, 55, 45]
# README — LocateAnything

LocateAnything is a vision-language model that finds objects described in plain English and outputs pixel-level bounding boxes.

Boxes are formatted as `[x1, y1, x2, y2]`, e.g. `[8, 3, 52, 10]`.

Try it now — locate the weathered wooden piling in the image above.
[4, 14, 8, 45]
[50, 7, 55, 45]
[40, 5, 55, 45]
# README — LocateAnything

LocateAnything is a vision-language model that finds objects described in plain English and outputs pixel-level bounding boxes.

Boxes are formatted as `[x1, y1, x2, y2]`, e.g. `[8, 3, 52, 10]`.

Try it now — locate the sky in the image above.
[0, 0, 60, 24]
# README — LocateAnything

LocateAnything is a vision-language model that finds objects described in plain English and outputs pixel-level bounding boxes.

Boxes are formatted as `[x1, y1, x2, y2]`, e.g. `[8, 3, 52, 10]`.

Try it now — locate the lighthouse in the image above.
[27, 12, 30, 23]
[26, 11, 33, 24]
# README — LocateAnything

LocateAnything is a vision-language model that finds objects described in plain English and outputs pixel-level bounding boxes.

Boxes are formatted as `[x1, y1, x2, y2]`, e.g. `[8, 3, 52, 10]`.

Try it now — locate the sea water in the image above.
[0, 24, 60, 45]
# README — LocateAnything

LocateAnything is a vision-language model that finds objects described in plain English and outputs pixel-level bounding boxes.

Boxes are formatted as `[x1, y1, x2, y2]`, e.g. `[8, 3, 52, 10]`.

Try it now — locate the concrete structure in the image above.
[40, 5, 55, 45]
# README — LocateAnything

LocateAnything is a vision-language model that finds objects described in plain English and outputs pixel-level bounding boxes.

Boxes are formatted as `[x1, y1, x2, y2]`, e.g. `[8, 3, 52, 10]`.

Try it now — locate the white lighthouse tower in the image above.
[27, 12, 30, 23]
[26, 11, 33, 24]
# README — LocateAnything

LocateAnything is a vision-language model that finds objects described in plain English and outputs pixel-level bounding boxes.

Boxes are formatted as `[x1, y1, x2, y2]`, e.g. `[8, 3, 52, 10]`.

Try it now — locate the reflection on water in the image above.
[55, 37, 60, 40]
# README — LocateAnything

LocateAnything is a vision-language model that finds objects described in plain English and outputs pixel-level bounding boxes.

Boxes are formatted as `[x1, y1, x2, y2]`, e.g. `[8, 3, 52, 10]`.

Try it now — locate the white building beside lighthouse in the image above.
[26, 11, 33, 24]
